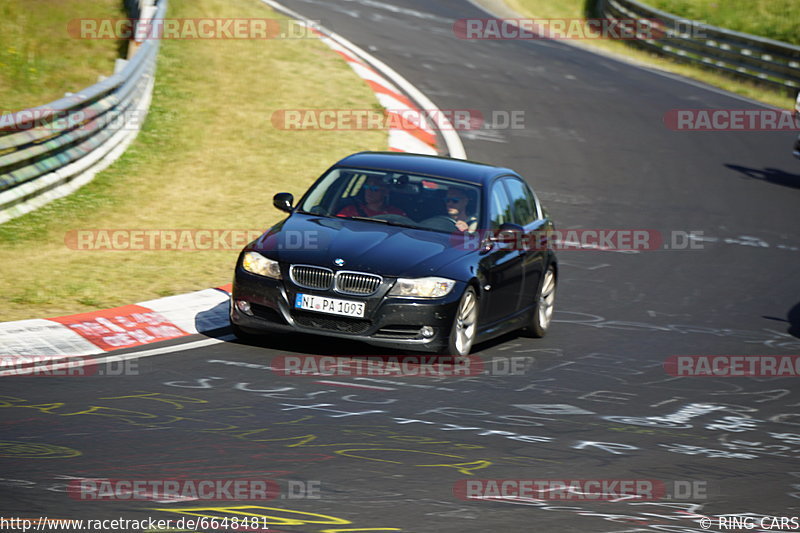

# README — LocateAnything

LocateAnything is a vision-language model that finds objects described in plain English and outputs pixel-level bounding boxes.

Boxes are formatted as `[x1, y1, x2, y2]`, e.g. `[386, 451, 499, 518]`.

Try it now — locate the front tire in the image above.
[525, 264, 556, 338]
[444, 286, 478, 357]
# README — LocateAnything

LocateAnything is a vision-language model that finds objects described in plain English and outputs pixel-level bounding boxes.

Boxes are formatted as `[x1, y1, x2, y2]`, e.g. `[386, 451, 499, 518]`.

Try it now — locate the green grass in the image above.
[644, 0, 800, 45]
[0, 0, 386, 321]
[506, 0, 795, 109]
[0, 0, 126, 112]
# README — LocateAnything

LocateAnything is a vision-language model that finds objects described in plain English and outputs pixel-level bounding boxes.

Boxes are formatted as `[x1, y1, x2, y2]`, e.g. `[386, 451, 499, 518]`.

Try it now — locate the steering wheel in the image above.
[420, 215, 458, 232]
[374, 213, 417, 226]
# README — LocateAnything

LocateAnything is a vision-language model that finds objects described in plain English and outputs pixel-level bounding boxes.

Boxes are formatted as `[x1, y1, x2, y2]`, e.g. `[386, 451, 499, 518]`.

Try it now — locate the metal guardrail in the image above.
[598, 0, 800, 93]
[0, 0, 167, 224]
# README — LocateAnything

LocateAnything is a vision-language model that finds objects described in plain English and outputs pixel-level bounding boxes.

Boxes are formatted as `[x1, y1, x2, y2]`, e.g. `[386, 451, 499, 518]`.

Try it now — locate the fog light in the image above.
[420, 326, 434, 338]
[236, 300, 253, 315]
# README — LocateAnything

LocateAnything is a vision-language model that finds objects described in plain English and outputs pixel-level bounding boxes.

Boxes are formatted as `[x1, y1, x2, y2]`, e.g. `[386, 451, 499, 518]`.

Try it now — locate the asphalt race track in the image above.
[2, 1, 800, 531]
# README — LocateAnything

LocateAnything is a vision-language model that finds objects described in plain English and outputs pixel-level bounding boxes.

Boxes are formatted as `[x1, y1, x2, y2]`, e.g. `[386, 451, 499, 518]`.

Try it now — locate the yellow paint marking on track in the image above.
[334, 448, 493, 474]
[151, 506, 351, 526]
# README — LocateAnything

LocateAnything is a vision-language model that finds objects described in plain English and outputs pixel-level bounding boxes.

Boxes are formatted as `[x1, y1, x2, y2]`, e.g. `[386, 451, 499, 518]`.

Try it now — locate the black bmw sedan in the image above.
[230, 152, 557, 356]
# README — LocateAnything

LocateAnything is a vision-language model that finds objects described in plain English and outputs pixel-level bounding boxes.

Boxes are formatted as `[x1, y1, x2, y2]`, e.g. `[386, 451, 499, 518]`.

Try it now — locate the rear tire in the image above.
[525, 264, 556, 338]
[444, 286, 478, 357]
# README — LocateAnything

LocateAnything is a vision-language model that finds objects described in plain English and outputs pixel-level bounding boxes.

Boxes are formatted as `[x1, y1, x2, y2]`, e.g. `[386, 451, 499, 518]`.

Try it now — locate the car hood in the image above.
[252, 213, 473, 279]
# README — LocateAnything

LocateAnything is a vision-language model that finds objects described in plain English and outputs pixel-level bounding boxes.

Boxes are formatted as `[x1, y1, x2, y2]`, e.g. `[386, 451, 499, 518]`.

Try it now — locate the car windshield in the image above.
[298, 167, 482, 233]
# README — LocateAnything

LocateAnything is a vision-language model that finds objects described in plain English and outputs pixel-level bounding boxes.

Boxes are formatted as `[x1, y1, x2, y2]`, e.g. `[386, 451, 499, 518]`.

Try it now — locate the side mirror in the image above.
[273, 192, 294, 213]
[490, 222, 524, 245]
[480, 222, 524, 253]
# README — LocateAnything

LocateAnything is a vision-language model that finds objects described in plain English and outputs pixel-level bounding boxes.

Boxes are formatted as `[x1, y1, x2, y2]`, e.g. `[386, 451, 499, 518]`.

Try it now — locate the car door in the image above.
[501, 176, 548, 312]
[479, 179, 526, 325]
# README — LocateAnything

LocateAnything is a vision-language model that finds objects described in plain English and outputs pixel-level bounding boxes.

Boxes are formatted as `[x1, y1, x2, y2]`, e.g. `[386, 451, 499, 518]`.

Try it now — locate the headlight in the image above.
[242, 251, 282, 279]
[388, 276, 455, 298]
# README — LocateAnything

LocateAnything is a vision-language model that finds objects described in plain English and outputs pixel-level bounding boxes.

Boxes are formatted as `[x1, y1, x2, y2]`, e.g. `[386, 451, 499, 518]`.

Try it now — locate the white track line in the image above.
[0, 336, 233, 377]
[261, 0, 467, 159]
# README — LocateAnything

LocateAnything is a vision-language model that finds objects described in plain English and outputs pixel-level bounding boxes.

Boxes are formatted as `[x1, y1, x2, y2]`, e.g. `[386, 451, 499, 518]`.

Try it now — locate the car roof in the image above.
[333, 151, 517, 186]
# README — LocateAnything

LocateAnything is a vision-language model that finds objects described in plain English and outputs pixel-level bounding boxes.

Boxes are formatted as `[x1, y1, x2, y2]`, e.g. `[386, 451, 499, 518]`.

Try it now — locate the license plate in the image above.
[294, 293, 366, 318]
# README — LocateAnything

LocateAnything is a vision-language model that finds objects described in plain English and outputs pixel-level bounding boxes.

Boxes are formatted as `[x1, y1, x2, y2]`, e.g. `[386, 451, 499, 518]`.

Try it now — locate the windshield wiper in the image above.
[348, 216, 390, 224]
[347, 216, 421, 230]
[298, 213, 418, 229]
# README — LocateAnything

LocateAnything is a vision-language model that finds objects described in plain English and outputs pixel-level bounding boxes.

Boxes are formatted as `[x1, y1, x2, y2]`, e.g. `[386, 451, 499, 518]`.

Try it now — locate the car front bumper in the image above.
[230, 268, 463, 352]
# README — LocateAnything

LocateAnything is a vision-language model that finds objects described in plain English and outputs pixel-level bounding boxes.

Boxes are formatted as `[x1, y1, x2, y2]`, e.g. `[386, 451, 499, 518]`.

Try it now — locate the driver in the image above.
[337, 176, 406, 217]
[445, 187, 478, 232]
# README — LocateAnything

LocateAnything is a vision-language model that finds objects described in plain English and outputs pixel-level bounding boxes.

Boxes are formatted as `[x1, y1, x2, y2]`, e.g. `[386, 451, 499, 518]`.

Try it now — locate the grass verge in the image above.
[0, 0, 126, 112]
[0, 0, 385, 321]
[505, 0, 795, 109]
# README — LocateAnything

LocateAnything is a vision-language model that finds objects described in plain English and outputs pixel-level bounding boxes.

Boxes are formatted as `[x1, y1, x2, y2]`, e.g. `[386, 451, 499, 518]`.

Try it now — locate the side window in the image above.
[488, 181, 512, 230]
[502, 177, 536, 227]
